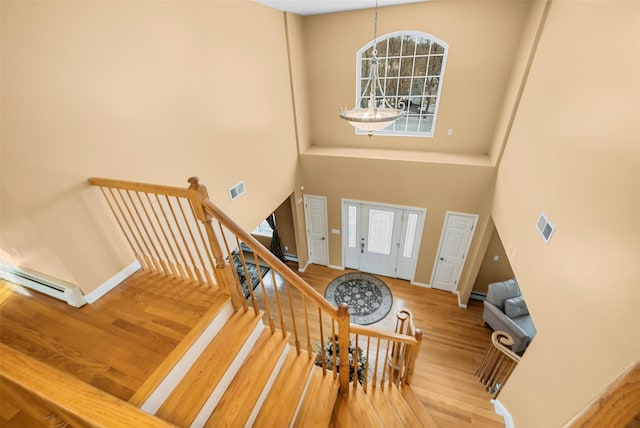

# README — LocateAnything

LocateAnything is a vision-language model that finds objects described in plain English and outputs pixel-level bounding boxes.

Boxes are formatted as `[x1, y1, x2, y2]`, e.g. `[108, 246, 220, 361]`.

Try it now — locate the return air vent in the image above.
[536, 211, 555, 244]
[228, 181, 246, 201]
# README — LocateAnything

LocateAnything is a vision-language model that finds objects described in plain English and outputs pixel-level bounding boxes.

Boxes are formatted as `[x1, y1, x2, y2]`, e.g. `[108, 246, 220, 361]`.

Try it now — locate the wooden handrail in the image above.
[89, 177, 191, 198]
[0, 344, 173, 427]
[350, 324, 419, 346]
[200, 198, 338, 316]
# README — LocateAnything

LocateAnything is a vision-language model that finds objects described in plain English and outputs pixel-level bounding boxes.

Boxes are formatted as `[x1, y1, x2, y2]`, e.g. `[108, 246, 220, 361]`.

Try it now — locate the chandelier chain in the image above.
[373, 0, 379, 57]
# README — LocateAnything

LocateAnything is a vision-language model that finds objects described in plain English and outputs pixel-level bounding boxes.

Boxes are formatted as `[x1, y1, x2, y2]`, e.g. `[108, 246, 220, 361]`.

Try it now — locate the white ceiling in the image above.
[253, 0, 429, 16]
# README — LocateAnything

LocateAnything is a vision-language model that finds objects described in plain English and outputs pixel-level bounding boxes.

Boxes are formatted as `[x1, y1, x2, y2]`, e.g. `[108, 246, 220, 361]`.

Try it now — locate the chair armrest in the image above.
[483, 301, 529, 344]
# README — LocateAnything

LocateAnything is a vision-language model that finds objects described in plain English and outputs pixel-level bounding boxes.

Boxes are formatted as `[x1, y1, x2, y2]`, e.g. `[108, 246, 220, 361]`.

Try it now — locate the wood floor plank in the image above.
[0, 273, 224, 402]
[370, 383, 425, 428]
[401, 384, 440, 428]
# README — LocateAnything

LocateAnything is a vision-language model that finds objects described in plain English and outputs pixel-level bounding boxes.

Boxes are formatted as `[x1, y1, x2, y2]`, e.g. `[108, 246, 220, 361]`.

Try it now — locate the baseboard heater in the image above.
[0, 262, 86, 307]
[240, 242, 298, 263]
[470, 291, 487, 301]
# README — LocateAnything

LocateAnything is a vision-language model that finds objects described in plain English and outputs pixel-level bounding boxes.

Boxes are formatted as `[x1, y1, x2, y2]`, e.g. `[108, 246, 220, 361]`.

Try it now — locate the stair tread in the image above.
[333, 387, 384, 428]
[293, 366, 340, 428]
[130, 292, 230, 407]
[379, 383, 427, 428]
[401, 384, 440, 428]
[156, 309, 263, 427]
[253, 348, 315, 428]
[204, 329, 290, 427]
[364, 386, 407, 427]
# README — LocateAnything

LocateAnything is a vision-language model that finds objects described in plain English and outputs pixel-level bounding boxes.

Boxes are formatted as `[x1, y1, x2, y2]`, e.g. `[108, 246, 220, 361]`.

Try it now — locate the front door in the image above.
[344, 201, 424, 280]
[359, 205, 403, 277]
[304, 195, 328, 265]
[431, 212, 478, 292]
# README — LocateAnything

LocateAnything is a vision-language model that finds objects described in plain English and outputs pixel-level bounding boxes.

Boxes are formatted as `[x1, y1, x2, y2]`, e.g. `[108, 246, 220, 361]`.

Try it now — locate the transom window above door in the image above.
[356, 31, 448, 137]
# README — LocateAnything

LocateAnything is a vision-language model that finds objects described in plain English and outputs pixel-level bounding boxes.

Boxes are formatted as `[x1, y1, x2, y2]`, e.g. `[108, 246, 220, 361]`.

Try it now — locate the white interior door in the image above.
[344, 201, 424, 280]
[431, 212, 478, 292]
[304, 195, 328, 265]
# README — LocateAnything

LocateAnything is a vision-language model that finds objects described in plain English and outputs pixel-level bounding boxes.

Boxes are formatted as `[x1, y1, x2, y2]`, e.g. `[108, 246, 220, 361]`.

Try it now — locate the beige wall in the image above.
[1, 2, 299, 294]
[493, 1, 640, 426]
[300, 150, 495, 285]
[303, 1, 532, 154]
[285, 12, 312, 154]
[472, 220, 514, 294]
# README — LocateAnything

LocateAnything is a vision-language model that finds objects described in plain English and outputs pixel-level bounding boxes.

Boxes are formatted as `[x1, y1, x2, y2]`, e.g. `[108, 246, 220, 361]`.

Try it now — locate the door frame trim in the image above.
[303, 194, 329, 266]
[430, 211, 479, 292]
[340, 198, 427, 281]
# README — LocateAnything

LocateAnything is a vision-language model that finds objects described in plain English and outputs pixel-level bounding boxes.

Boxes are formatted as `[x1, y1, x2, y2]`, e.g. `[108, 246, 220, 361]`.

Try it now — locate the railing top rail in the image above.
[350, 323, 419, 346]
[200, 199, 339, 317]
[492, 331, 522, 362]
[89, 177, 191, 198]
[0, 344, 172, 428]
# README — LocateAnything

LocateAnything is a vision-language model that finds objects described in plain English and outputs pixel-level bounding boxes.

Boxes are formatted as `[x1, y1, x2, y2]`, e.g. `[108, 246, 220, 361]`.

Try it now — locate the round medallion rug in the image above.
[324, 272, 393, 325]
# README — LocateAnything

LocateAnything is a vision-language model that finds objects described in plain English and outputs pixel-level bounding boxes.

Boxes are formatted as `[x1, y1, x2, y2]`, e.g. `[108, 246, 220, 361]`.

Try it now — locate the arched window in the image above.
[356, 31, 448, 137]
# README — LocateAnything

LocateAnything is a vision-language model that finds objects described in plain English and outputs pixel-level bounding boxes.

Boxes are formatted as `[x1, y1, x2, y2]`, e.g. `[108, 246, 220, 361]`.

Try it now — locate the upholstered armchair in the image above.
[482, 279, 536, 354]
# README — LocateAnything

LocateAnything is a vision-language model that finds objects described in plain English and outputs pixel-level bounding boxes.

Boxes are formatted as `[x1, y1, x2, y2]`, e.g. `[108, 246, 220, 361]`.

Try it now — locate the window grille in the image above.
[356, 31, 448, 137]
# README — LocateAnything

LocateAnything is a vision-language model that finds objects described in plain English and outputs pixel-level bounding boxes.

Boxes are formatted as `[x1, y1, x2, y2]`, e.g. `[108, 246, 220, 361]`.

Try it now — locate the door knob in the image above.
[440, 257, 444, 261]
[321, 237, 325, 240]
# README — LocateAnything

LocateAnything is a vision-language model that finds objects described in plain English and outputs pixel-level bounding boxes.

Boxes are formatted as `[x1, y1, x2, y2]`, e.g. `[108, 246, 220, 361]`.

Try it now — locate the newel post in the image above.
[404, 328, 423, 385]
[187, 177, 243, 311]
[337, 303, 351, 394]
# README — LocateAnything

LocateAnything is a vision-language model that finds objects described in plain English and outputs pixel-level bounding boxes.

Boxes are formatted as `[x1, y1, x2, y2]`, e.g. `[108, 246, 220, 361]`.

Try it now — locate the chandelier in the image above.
[339, 0, 404, 136]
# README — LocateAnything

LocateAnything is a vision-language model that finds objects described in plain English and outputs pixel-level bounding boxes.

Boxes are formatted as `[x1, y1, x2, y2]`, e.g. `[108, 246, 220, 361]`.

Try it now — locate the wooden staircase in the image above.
[125, 291, 434, 427]
[0, 176, 439, 427]
[89, 176, 437, 427]
[129, 293, 340, 427]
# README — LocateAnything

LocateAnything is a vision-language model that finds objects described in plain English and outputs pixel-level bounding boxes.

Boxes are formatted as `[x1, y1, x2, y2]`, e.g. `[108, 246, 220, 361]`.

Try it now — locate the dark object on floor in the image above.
[232, 253, 270, 298]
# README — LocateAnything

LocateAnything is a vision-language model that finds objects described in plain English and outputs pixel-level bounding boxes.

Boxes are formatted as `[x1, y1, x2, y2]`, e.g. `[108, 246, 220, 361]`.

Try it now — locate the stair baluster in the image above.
[476, 330, 521, 397]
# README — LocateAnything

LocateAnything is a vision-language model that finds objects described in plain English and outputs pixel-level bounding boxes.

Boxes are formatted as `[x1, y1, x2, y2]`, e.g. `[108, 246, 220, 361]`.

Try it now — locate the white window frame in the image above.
[355, 30, 448, 138]
[252, 219, 273, 237]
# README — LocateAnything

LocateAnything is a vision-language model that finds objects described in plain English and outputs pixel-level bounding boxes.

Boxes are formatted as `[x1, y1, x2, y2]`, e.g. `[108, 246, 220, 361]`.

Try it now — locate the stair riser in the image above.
[190, 321, 265, 428]
[141, 302, 234, 415]
[289, 364, 316, 427]
[243, 345, 290, 428]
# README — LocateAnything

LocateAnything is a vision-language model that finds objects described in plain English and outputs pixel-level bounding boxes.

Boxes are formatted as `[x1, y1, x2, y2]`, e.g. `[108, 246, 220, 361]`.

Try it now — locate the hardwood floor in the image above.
[0, 271, 224, 402]
[0, 263, 503, 427]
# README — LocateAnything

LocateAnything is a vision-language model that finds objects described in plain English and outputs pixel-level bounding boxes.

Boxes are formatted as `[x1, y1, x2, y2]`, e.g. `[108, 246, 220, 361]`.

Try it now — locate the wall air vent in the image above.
[536, 211, 555, 244]
[228, 181, 246, 201]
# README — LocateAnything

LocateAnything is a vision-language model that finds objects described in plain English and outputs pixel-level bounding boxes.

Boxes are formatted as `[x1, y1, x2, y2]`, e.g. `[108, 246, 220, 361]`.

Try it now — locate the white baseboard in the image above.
[491, 399, 514, 428]
[328, 264, 344, 271]
[411, 280, 431, 288]
[85, 260, 141, 304]
[297, 261, 310, 273]
[454, 291, 468, 309]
